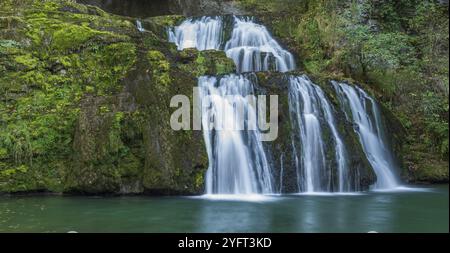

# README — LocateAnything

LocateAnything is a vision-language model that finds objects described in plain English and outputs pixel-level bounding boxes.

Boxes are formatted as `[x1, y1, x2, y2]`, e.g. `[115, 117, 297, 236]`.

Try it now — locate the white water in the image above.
[136, 20, 145, 32]
[314, 84, 349, 192]
[169, 16, 295, 73]
[224, 16, 296, 73]
[168, 15, 400, 194]
[288, 76, 349, 192]
[168, 16, 223, 50]
[332, 82, 399, 189]
[169, 16, 294, 195]
[198, 75, 274, 194]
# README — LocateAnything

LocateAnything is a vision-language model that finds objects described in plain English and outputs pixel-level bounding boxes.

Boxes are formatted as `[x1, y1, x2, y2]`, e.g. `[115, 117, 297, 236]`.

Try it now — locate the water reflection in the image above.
[0, 186, 448, 232]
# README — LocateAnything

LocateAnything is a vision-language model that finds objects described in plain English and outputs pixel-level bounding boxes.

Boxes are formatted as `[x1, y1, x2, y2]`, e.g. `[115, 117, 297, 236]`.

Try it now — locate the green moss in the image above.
[118, 152, 142, 178]
[51, 24, 102, 51]
[238, 0, 449, 184]
[14, 53, 39, 69]
[0, 40, 21, 54]
[0, 0, 140, 193]
[148, 15, 184, 27]
[144, 15, 185, 37]
[147, 50, 171, 90]
[0, 148, 7, 159]
[176, 48, 236, 77]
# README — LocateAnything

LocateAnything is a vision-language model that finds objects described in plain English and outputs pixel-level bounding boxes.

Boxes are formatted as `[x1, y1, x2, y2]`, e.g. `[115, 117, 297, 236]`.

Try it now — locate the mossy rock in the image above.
[0, 0, 209, 195]
[176, 48, 236, 77]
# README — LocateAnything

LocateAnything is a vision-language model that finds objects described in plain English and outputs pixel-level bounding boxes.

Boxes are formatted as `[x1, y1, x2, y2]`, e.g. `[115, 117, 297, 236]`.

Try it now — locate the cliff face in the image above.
[235, 0, 449, 184]
[254, 72, 376, 192]
[76, 0, 241, 17]
[0, 0, 235, 194]
[0, 0, 447, 195]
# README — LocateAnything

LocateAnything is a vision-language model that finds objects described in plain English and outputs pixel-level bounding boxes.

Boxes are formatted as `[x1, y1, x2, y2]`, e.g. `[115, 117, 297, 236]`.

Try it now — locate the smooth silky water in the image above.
[0, 185, 447, 232]
[168, 16, 401, 194]
[2, 13, 443, 233]
[170, 16, 295, 195]
[0, 0, 443, 235]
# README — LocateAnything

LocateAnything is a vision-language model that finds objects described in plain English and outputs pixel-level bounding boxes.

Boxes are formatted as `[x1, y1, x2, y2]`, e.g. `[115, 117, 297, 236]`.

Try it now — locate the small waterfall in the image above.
[199, 75, 274, 194]
[169, 16, 296, 73]
[314, 86, 349, 192]
[136, 20, 145, 32]
[224, 16, 296, 73]
[332, 82, 399, 189]
[169, 15, 294, 195]
[288, 76, 348, 192]
[168, 16, 224, 50]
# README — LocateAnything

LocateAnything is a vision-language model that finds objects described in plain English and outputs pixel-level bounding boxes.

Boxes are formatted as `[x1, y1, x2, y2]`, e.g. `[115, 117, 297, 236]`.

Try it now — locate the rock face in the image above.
[0, 0, 235, 194]
[1, 0, 444, 195]
[255, 72, 376, 192]
[76, 0, 241, 17]
[171, 0, 241, 16]
[235, 0, 449, 185]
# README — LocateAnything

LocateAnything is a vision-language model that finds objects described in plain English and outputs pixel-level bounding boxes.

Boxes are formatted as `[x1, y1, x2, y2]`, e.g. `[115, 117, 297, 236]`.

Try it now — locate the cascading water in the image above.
[332, 82, 399, 189]
[168, 16, 224, 50]
[169, 15, 296, 195]
[169, 15, 295, 73]
[199, 75, 273, 194]
[168, 14, 400, 194]
[136, 20, 145, 32]
[224, 16, 296, 73]
[288, 76, 349, 192]
[315, 87, 349, 192]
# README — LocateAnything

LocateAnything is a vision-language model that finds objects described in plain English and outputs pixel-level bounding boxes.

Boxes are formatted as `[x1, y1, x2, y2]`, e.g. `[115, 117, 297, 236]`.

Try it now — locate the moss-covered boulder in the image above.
[176, 48, 236, 76]
[1, 0, 230, 195]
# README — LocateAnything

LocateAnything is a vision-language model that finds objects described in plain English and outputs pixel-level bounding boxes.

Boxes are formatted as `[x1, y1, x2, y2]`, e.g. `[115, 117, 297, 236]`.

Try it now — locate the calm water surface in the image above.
[0, 185, 448, 233]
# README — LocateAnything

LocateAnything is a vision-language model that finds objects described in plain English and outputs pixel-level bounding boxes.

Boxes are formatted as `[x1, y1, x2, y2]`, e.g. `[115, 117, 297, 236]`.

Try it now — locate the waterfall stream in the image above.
[288, 76, 348, 192]
[199, 75, 273, 194]
[332, 82, 399, 189]
[169, 15, 293, 194]
[169, 16, 224, 50]
[169, 15, 295, 73]
[136, 20, 145, 32]
[168, 15, 400, 194]
[224, 16, 296, 73]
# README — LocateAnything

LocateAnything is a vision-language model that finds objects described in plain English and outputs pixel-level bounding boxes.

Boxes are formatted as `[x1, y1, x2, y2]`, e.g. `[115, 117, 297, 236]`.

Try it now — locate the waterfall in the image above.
[168, 15, 400, 194]
[169, 15, 294, 195]
[168, 16, 224, 50]
[224, 16, 296, 73]
[288, 76, 349, 192]
[169, 15, 296, 73]
[199, 75, 274, 194]
[136, 20, 145, 32]
[314, 86, 349, 192]
[332, 82, 399, 189]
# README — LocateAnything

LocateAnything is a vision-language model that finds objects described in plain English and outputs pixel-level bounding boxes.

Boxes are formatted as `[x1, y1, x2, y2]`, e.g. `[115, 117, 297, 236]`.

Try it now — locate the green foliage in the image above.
[176, 48, 235, 76]
[147, 50, 171, 90]
[239, 1, 446, 90]
[51, 24, 102, 51]
[421, 91, 449, 158]
[0, 40, 21, 53]
[237, 0, 449, 179]
[0, 0, 137, 192]
[14, 53, 40, 69]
